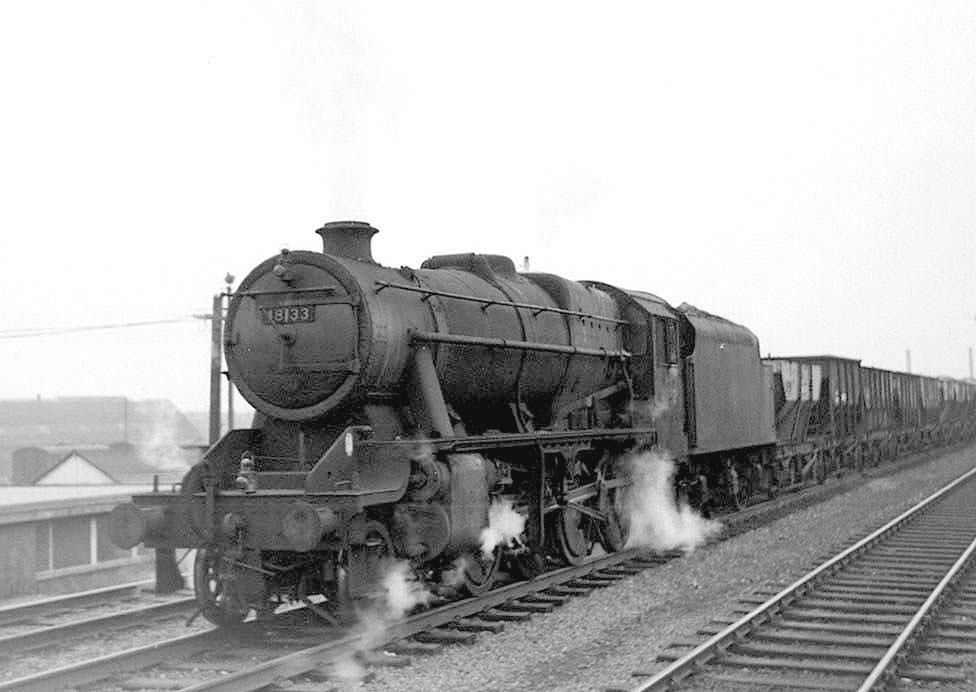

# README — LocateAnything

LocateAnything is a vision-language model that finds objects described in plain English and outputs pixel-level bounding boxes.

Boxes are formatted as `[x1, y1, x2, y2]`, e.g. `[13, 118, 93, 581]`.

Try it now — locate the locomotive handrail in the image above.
[235, 285, 339, 297]
[409, 329, 631, 359]
[374, 280, 628, 325]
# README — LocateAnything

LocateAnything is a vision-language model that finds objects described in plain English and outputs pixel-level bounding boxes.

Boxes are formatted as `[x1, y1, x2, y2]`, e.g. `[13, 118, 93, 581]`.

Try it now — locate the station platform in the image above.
[0, 485, 160, 598]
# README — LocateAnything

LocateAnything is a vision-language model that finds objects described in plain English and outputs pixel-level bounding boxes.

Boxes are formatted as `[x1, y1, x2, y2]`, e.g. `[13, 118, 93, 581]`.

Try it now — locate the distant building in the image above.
[31, 450, 116, 485]
[0, 396, 205, 484]
[11, 442, 194, 486]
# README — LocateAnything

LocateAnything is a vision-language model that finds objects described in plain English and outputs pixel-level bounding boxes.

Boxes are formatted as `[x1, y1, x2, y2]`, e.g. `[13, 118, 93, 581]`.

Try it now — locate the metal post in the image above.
[154, 548, 185, 593]
[227, 376, 235, 431]
[223, 274, 235, 432]
[209, 293, 222, 445]
[905, 349, 911, 374]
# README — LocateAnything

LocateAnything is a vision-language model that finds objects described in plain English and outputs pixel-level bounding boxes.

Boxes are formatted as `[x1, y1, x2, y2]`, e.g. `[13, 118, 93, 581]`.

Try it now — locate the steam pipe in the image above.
[407, 345, 455, 437]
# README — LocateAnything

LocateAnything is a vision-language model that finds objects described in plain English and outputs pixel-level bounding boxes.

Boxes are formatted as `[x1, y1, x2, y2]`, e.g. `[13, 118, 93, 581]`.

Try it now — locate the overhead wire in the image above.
[0, 315, 210, 340]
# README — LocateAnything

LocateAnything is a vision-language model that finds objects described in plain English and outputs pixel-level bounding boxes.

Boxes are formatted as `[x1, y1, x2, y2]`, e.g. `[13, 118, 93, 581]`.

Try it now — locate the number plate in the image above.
[261, 305, 316, 324]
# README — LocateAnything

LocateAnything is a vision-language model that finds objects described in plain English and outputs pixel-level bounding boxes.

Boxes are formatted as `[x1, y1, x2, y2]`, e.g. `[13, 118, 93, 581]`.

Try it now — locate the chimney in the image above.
[315, 221, 378, 263]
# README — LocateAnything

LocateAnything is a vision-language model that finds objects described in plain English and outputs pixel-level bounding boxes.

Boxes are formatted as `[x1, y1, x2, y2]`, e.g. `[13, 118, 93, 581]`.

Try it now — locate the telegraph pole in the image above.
[224, 273, 235, 432]
[208, 293, 222, 444]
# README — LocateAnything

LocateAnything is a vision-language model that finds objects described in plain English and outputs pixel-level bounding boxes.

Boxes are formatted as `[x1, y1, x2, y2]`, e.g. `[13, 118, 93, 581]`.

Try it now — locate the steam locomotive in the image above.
[108, 221, 976, 625]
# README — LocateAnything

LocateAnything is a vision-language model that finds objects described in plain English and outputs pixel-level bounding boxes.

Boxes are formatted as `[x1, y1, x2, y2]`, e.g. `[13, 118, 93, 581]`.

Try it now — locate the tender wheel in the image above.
[461, 547, 501, 595]
[193, 548, 250, 627]
[731, 465, 754, 510]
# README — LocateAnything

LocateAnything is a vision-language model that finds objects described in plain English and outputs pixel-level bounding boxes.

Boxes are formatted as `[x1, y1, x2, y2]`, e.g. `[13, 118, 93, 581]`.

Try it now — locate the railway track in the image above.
[615, 464, 976, 692]
[0, 577, 195, 657]
[1, 548, 674, 692]
[0, 465, 911, 692]
[0, 577, 163, 628]
[4, 444, 969, 691]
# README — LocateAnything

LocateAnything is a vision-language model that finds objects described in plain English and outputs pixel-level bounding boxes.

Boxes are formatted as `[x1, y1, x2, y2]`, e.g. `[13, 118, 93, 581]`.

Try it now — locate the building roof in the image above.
[0, 397, 205, 483]
[11, 443, 194, 485]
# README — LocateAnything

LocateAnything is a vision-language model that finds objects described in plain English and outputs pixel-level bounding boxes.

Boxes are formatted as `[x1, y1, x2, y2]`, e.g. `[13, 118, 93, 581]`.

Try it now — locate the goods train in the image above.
[108, 221, 976, 625]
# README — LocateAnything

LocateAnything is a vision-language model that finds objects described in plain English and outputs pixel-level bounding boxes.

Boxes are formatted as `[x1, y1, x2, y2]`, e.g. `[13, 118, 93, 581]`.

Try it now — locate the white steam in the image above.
[382, 560, 432, 619]
[623, 450, 721, 554]
[648, 389, 677, 420]
[440, 555, 471, 589]
[133, 400, 192, 471]
[329, 560, 433, 686]
[479, 498, 526, 555]
[330, 655, 368, 687]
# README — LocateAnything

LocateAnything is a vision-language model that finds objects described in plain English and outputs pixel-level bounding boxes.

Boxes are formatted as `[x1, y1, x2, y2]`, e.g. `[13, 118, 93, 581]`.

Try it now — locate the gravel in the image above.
[10, 446, 973, 691]
[366, 444, 976, 692]
[0, 591, 210, 684]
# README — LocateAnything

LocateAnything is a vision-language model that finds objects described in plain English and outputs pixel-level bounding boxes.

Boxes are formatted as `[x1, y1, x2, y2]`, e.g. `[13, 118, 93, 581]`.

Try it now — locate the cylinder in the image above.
[281, 502, 339, 551]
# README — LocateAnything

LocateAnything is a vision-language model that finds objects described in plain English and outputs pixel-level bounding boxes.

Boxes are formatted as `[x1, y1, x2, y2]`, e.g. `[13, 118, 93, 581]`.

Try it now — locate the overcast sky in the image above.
[1, 1, 974, 413]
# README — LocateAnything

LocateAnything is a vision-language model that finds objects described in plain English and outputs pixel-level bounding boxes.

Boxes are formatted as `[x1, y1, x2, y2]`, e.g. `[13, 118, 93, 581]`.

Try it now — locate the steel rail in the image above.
[0, 571, 192, 627]
[0, 549, 641, 692]
[856, 532, 976, 691]
[0, 578, 157, 625]
[0, 595, 195, 652]
[179, 548, 646, 692]
[624, 463, 976, 692]
[0, 629, 219, 692]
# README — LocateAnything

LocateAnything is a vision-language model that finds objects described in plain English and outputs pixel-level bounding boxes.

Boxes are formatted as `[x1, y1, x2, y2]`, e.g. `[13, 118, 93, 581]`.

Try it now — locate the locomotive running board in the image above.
[363, 427, 657, 454]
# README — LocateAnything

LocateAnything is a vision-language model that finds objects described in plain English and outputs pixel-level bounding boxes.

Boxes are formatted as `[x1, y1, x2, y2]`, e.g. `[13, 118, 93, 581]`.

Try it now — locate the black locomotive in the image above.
[108, 221, 976, 625]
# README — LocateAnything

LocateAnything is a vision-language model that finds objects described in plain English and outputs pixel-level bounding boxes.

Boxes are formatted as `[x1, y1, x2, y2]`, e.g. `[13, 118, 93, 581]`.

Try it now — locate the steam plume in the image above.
[479, 498, 526, 555]
[623, 450, 721, 553]
[329, 560, 432, 686]
[440, 555, 471, 588]
[382, 560, 432, 619]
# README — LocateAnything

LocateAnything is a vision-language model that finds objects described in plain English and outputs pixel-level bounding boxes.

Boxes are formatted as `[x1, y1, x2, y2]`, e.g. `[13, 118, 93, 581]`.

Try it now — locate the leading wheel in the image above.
[193, 548, 250, 627]
[461, 547, 502, 595]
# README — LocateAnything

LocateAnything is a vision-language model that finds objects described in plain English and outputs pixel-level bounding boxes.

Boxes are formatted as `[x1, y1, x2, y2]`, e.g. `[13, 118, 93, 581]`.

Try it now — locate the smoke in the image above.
[440, 555, 471, 589]
[479, 498, 526, 555]
[328, 560, 433, 687]
[131, 400, 193, 471]
[622, 450, 721, 554]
